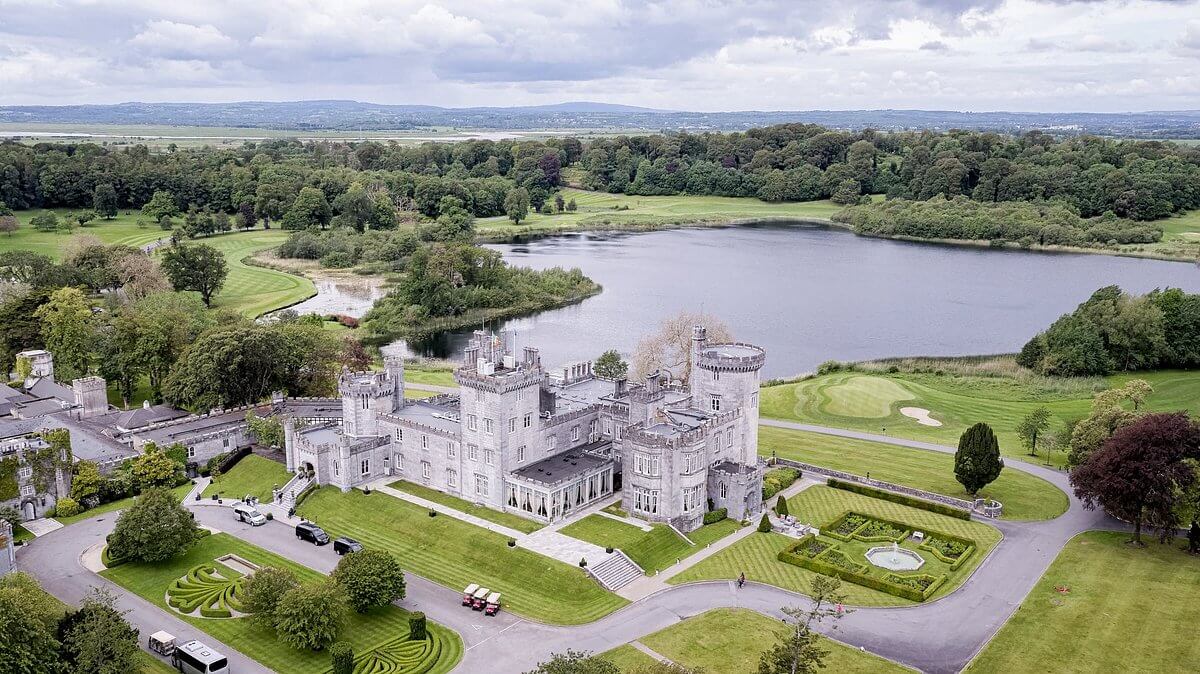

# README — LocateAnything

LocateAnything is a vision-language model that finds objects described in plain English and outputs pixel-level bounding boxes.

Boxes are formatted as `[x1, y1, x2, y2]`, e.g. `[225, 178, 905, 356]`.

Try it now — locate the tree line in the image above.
[1018, 286, 1200, 377]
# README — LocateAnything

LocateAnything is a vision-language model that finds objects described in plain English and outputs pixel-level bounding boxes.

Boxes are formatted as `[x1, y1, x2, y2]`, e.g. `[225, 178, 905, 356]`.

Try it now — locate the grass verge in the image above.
[387, 479, 543, 533]
[560, 515, 742, 574]
[202, 455, 292, 503]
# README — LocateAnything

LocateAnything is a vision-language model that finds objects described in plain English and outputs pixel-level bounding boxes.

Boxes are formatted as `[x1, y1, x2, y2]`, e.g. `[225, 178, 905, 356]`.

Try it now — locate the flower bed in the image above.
[884, 573, 944, 594]
[919, 535, 977, 570]
[827, 513, 869, 540]
[855, 519, 909, 542]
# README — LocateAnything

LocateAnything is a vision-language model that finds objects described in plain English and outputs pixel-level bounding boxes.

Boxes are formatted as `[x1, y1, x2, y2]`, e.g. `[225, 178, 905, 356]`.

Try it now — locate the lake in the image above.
[393, 224, 1200, 378]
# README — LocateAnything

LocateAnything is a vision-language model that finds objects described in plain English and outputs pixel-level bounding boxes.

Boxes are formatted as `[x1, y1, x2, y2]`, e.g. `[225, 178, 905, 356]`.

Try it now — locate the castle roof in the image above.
[511, 440, 612, 487]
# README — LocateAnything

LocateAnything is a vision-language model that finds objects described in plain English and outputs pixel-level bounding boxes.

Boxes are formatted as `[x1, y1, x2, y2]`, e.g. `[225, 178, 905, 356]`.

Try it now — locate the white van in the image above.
[172, 640, 230, 674]
[232, 503, 266, 526]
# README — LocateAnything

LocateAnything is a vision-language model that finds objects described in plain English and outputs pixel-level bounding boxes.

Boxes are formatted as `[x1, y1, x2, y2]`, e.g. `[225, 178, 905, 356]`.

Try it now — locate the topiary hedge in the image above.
[826, 479, 971, 520]
[762, 467, 801, 500]
[777, 535, 942, 602]
[166, 564, 245, 618]
[703, 508, 728, 525]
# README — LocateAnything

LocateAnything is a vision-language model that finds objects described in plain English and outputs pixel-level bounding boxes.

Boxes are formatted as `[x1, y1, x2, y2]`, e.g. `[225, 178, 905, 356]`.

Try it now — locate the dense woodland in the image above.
[1018, 286, 1200, 377]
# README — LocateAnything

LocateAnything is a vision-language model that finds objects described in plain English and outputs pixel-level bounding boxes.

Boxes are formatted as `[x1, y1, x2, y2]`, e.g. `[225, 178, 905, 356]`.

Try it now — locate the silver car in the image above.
[232, 503, 267, 526]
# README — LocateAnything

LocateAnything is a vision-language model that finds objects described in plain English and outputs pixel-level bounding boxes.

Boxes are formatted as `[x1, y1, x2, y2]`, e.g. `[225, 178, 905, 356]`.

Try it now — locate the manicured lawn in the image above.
[602, 608, 911, 674]
[197, 230, 315, 317]
[601, 644, 659, 671]
[102, 533, 462, 674]
[668, 485, 1001, 606]
[761, 369, 1200, 469]
[298, 487, 627, 624]
[387, 479, 543, 533]
[560, 514, 742, 574]
[1, 210, 166, 258]
[759, 426, 1068, 520]
[476, 188, 845, 238]
[404, 365, 457, 388]
[54, 482, 195, 526]
[404, 388, 437, 400]
[202, 454, 292, 503]
[966, 531, 1200, 674]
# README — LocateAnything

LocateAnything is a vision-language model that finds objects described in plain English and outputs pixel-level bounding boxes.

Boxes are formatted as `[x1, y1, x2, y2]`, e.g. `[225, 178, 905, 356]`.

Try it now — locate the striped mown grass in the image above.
[560, 514, 741, 574]
[667, 485, 1000, 606]
[297, 487, 627, 624]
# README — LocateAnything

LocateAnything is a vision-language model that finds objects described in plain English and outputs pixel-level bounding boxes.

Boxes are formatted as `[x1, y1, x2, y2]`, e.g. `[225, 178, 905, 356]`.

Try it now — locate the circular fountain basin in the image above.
[865, 546, 925, 571]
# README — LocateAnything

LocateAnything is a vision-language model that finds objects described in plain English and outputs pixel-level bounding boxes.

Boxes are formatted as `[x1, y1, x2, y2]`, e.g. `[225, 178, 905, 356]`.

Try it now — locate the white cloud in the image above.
[128, 20, 237, 59]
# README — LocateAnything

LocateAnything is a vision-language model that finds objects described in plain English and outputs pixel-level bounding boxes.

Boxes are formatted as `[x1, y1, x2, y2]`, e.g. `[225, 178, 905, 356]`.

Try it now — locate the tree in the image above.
[141, 190, 178, 222]
[830, 178, 861, 205]
[92, 184, 118, 219]
[566, 198, 577, 212]
[34, 286, 95, 380]
[236, 202, 257, 229]
[58, 587, 140, 674]
[1067, 380, 1150, 466]
[954, 422, 1004, 496]
[504, 187, 530, 224]
[69, 460, 101, 505]
[274, 582, 349, 651]
[593, 350, 628, 380]
[1016, 407, 1052, 458]
[0, 572, 62, 674]
[30, 212, 60, 232]
[330, 642, 355, 674]
[107, 486, 199, 562]
[0, 202, 17, 235]
[160, 243, 228, 306]
[1071, 412, 1200, 544]
[241, 567, 300, 629]
[246, 412, 285, 449]
[408, 612, 426, 641]
[524, 650, 620, 674]
[282, 186, 332, 230]
[758, 576, 848, 674]
[129, 442, 184, 490]
[632, 312, 733, 382]
[332, 182, 375, 232]
[758, 513, 772, 532]
[332, 549, 406, 613]
[776, 494, 790, 517]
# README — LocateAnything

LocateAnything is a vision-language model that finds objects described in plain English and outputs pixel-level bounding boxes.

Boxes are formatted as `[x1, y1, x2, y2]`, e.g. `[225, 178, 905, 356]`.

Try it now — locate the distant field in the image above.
[476, 187, 846, 238]
[2, 209, 165, 257]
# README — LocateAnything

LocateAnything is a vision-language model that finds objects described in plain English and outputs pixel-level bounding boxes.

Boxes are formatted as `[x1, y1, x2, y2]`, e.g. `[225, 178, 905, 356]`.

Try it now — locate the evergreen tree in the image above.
[954, 422, 1004, 496]
[776, 495, 790, 517]
[593, 350, 628, 379]
[92, 184, 118, 219]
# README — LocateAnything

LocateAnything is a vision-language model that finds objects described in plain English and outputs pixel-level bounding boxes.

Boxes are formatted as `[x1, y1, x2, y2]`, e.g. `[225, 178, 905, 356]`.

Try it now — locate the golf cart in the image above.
[484, 592, 502, 616]
[148, 630, 176, 656]
[462, 583, 480, 606]
[471, 586, 490, 610]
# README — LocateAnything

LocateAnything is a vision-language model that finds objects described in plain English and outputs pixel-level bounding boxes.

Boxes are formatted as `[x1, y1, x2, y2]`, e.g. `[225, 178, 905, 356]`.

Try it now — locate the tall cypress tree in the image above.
[955, 422, 1004, 496]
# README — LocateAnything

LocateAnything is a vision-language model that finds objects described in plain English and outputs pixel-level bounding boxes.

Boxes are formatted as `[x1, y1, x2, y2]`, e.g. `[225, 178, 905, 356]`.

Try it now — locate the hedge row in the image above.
[919, 536, 976, 571]
[763, 467, 802, 500]
[826, 479, 971, 520]
[703, 508, 728, 525]
[822, 510, 977, 569]
[777, 536, 941, 602]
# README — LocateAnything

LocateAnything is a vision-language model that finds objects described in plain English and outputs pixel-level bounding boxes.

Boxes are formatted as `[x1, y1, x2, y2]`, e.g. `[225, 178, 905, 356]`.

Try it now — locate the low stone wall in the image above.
[771, 458, 974, 511]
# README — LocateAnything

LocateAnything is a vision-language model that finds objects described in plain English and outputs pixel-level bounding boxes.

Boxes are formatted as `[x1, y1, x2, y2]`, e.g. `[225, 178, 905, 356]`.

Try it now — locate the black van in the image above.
[295, 521, 329, 545]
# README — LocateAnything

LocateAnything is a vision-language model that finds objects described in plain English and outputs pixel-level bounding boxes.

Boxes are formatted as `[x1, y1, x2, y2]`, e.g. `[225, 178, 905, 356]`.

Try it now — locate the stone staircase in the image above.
[588, 550, 644, 591]
[276, 473, 311, 512]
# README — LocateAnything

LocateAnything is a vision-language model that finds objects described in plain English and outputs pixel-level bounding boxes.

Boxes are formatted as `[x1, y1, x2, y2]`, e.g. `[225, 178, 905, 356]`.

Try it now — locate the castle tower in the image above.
[72, 376, 108, 419]
[338, 369, 397, 438]
[384, 353, 406, 410]
[691, 338, 766, 465]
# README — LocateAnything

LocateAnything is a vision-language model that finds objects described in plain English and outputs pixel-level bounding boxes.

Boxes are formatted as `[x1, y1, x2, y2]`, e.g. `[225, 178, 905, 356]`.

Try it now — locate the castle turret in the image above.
[383, 353, 405, 410]
[338, 368, 397, 438]
[72, 376, 108, 419]
[691, 340, 765, 464]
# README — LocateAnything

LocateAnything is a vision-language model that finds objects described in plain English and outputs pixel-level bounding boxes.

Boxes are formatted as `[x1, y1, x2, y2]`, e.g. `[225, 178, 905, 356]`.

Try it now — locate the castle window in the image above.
[547, 435, 557, 451]
[710, 396, 720, 412]
[223, 437, 230, 448]
[719, 481, 728, 498]
[484, 418, 494, 435]
[571, 426, 580, 441]
[727, 429, 734, 448]
[333, 461, 340, 476]
[447, 469, 457, 487]
[18, 466, 32, 479]
[421, 435, 428, 449]
[485, 449, 494, 466]
[468, 415, 477, 431]
[448, 444, 456, 459]
[517, 445, 526, 462]
[475, 474, 488, 496]
[395, 454, 404, 472]
[468, 444, 478, 461]
[632, 487, 659, 514]
[509, 418, 516, 433]
[360, 458, 371, 476]
[634, 454, 660, 477]
[713, 370, 720, 381]
[362, 395, 369, 410]
[684, 453, 699, 473]
[683, 485, 701, 512]
[421, 461, 431, 479]
[395, 429, 403, 442]
[524, 413, 532, 428]
[187, 446, 196, 459]
[751, 392, 758, 408]
[21, 484, 34, 497]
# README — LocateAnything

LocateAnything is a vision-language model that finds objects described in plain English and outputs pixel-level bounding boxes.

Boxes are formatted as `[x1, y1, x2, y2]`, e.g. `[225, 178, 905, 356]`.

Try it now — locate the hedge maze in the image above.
[331, 624, 454, 674]
[166, 563, 247, 619]
[777, 510, 976, 602]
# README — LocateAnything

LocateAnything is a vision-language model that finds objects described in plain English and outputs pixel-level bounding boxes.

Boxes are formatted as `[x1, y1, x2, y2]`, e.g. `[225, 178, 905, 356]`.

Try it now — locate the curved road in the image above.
[20, 422, 1123, 674]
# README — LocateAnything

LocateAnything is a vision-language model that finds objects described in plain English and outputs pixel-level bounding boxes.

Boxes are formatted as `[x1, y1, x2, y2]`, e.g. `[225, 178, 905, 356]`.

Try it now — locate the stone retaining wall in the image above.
[771, 458, 974, 511]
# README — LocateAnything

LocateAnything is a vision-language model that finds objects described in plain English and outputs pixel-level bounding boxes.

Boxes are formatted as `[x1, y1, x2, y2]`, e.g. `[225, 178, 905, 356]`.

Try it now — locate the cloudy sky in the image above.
[1, 0, 1198, 112]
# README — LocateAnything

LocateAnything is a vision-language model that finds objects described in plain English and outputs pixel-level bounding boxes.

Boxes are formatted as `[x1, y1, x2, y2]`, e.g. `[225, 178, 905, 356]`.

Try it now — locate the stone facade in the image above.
[284, 326, 766, 532]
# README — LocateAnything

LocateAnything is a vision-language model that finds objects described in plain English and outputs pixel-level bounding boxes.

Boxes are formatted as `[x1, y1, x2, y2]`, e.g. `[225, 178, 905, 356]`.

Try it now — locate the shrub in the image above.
[332, 549, 406, 613]
[241, 567, 300, 628]
[579, 558, 587, 568]
[107, 488, 199, 563]
[274, 582, 348, 651]
[702, 508, 727, 525]
[826, 479, 971, 520]
[757, 513, 772, 533]
[775, 496, 789, 518]
[55, 497, 82, 518]
[330, 642, 354, 674]
[507, 539, 516, 547]
[408, 611, 427, 641]
[762, 468, 801, 500]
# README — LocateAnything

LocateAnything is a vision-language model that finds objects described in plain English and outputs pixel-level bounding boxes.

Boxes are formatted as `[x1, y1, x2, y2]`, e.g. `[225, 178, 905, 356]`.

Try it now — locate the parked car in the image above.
[333, 536, 363, 555]
[232, 503, 266, 526]
[295, 521, 329, 545]
[172, 640, 229, 674]
[148, 630, 176, 656]
[484, 592, 502, 616]
[462, 583, 480, 606]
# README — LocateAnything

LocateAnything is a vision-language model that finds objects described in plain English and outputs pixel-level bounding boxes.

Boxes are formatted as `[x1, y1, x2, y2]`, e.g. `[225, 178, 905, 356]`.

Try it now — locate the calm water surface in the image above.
[396, 224, 1200, 377]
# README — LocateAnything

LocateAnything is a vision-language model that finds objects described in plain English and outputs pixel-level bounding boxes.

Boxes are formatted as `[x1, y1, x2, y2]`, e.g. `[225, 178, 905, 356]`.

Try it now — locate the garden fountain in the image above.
[865, 541, 925, 571]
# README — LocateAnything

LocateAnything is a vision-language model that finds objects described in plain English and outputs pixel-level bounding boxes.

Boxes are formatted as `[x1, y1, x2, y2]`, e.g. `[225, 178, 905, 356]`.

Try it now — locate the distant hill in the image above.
[0, 100, 1197, 138]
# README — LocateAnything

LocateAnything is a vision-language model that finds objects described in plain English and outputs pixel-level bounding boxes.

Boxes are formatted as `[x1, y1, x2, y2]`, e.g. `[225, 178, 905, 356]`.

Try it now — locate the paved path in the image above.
[19, 421, 1124, 674]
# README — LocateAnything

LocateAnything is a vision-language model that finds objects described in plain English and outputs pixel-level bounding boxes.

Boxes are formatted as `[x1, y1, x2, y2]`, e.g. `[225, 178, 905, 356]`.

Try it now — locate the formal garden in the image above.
[559, 513, 742, 574]
[668, 485, 1000, 605]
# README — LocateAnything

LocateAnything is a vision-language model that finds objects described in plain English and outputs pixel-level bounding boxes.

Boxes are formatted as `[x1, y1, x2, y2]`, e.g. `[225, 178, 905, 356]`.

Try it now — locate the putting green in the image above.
[820, 375, 915, 418]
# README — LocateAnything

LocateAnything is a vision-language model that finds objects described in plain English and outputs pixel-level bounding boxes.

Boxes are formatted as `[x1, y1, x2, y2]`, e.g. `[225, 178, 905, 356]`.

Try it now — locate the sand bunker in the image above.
[900, 407, 942, 427]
